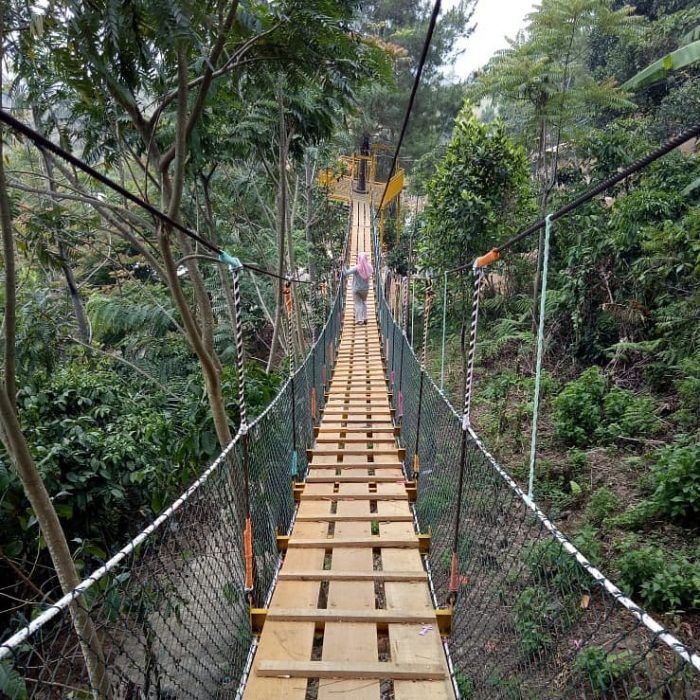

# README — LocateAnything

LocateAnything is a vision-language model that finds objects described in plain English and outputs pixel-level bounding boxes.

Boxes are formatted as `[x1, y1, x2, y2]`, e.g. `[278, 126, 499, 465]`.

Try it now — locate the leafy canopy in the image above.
[418, 102, 533, 272]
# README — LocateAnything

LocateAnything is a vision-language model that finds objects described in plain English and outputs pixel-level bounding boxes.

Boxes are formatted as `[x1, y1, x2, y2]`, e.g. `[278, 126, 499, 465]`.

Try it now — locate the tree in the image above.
[469, 0, 636, 328]
[418, 102, 533, 272]
[353, 0, 477, 173]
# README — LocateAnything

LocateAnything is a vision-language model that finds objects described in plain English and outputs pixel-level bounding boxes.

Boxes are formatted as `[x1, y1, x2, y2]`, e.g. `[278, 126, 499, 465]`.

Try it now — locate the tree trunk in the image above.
[158, 46, 232, 449]
[0, 392, 112, 698]
[0, 81, 111, 695]
[31, 112, 91, 344]
[266, 85, 289, 372]
[304, 151, 317, 336]
[286, 172, 305, 358]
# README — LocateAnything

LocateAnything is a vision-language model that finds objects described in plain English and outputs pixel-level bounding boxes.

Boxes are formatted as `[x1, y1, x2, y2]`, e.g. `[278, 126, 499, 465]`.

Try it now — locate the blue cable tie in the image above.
[219, 251, 243, 270]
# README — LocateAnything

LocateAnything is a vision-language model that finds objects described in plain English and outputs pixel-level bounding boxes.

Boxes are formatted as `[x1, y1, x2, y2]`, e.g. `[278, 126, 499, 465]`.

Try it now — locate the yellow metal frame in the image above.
[318, 149, 405, 218]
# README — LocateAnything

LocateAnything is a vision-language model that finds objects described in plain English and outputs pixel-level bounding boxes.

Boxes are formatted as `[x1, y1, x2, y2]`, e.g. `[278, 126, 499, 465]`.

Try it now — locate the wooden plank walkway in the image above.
[243, 194, 455, 700]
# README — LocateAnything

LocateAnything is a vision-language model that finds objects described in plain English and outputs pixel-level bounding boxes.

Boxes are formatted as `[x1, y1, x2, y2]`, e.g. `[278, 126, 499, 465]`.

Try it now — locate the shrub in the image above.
[599, 388, 662, 440]
[456, 672, 474, 698]
[585, 487, 618, 525]
[514, 586, 554, 656]
[616, 545, 700, 612]
[553, 367, 607, 447]
[675, 354, 700, 427]
[574, 646, 634, 695]
[608, 499, 659, 530]
[651, 440, 700, 523]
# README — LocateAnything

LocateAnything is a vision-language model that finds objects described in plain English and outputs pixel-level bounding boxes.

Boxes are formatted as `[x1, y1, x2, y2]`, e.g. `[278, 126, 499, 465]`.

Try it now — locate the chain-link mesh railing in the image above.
[0, 273, 346, 699]
[374, 220, 700, 699]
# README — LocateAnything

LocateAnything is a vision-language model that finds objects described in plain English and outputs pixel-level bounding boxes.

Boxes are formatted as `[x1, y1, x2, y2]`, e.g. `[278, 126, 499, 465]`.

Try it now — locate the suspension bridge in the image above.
[2, 164, 700, 698]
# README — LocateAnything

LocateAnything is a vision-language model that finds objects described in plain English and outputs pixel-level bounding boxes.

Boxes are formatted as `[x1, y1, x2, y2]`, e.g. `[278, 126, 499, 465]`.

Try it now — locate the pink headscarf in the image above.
[356, 252, 373, 281]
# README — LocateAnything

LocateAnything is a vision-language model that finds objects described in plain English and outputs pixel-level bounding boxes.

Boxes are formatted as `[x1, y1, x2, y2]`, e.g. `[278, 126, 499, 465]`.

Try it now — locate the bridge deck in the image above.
[243, 195, 454, 700]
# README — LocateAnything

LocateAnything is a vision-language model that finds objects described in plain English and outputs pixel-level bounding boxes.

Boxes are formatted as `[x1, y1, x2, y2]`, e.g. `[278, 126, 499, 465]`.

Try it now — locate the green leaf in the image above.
[0, 662, 27, 700]
[622, 40, 700, 91]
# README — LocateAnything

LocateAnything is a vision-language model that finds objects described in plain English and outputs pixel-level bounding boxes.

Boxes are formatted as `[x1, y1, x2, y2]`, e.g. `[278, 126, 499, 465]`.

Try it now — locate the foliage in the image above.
[616, 543, 700, 611]
[573, 646, 634, 695]
[455, 672, 475, 698]
[585, 486, 619, 525]
[0, 661, 26, 700]
[553, 367, 608, 447]
[418, 103, 533, 272]
[651, 438, 700, 522]
[600, 388, 662, 440]
[514, 585, 555, 656]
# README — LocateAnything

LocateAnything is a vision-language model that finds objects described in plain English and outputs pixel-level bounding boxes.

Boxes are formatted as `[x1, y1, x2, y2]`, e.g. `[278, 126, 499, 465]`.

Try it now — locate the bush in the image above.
[675, 354, 700, 427]
[553, 367, 607, 447]
[616, 544, 700, 612]
[608, 499, 659, 530]
[599, 388, 662, 440]
[651, 440, 700, 523]
[574, 646, 634, 696]
[514, 586, 554, 656]
[585, 486, 618, 525]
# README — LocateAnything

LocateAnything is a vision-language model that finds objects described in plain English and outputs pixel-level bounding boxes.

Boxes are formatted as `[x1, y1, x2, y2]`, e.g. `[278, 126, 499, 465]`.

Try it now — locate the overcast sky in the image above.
[443, 0, 537, 79]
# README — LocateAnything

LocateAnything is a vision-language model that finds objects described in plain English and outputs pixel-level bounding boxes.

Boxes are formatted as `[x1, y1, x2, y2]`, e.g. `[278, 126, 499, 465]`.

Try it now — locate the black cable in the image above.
[0, 108, 222, 255]
[376, 0, 441, 214]
[0, 108, 316, 285]
[498, 121, 700, 254]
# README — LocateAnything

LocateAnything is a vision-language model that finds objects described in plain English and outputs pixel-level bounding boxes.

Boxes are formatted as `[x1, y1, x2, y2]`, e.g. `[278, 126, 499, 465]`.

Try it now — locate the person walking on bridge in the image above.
[345, 252, 373, 325]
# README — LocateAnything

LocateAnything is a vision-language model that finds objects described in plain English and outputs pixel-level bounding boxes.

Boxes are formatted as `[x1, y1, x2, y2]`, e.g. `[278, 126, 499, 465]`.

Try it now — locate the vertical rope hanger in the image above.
[283, 281, 300, 482]
[447, 248, 498, 607]
[440, 270, 448, 391]
[528, 215, 553, 500]
[397, 275, 410, 419]
[411, 280, 434, 483]
[220, 254, 255, 601]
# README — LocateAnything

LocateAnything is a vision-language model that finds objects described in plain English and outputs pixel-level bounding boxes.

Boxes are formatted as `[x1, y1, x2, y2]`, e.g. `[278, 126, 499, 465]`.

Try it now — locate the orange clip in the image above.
[449, 552, 459, 594]
[474, 248, 500, 269]
[283, 283, 293, 315]
[244, 517, 254, 591]
[311, 387, 318, 420]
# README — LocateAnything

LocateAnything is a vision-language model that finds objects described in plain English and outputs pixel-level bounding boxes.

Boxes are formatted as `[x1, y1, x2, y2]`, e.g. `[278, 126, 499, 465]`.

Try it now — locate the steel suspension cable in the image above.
[486, 122, 700, 259]
[0, 108, 310, 284]
[375, 0, 442, 213]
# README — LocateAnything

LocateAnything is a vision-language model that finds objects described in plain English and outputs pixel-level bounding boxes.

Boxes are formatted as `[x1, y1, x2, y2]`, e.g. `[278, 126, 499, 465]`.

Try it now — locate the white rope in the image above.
[379, 268, 700, 675]
[528, 214, 552, 499]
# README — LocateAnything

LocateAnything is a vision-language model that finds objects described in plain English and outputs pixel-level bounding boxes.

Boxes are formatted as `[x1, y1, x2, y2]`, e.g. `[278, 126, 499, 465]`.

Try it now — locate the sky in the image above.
[444, 0, 537, 79]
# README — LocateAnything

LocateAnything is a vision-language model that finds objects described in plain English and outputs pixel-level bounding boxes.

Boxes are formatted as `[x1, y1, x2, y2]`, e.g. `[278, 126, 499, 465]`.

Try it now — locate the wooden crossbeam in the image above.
[266, 608, 437, 624]
[257, 660, 445, 680]
[287, 537, 419, 549]
[278, 570, 426, 581]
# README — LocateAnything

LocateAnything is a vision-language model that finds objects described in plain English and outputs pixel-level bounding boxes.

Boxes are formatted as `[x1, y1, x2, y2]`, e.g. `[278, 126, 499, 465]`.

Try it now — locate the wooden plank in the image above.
[279, 570, 427, 581]
[288, 537, 418, 549]
[244, 522, 326, 699]
[306, 475, 403, 483]
[266, 608, 436, 624]
[257, 661, 445, 680]
[383, 547, 455, 700]
[295, 514, 412, 522]
[319, 504, 379, 698]
[300, 493, 408, 502]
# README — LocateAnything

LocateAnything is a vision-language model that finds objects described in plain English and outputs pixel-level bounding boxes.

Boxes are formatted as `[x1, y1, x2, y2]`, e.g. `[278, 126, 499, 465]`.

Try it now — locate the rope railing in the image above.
[373, 212, 700, 699]
[0, 269, 346, 699]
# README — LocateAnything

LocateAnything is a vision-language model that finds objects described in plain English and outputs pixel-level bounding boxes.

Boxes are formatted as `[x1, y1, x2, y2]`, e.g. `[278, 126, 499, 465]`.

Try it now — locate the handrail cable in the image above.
[0, 108, 310, 284]
[438, 121, 700, 275]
